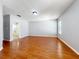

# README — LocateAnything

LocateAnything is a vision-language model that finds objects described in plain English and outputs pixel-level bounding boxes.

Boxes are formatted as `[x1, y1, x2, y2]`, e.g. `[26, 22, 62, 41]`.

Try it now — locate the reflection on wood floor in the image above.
[0, 36, 79, 59]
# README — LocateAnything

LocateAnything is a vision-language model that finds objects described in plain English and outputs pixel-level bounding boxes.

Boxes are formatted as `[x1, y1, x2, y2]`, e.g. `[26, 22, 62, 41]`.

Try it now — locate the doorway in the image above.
[12, 23, 21, 40]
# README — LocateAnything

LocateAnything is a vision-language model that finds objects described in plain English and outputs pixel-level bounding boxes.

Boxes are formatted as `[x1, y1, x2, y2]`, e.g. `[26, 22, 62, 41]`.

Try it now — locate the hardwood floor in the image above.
[0, 36, 79, 59]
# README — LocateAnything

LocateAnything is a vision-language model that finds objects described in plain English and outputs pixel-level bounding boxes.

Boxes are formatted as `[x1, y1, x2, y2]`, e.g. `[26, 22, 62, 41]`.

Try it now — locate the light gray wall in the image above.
[20, 20, 29, 38]
[10, 15, 29, 41]
[0, 0, 3, 49]
[58, 0, 79, 53]
[29, 20, 57, 36]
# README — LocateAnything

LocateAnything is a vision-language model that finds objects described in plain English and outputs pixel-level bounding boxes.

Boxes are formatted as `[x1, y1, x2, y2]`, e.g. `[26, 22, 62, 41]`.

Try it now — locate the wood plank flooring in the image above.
[0, 36, 79, 59]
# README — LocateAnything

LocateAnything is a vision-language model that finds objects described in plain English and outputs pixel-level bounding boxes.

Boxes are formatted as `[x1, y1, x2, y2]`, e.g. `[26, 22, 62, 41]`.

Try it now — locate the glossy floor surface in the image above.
[0, 36, 79, 59]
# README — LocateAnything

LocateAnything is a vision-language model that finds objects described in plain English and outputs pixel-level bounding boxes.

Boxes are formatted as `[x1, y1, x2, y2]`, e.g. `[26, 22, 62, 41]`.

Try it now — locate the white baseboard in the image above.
[29, 35, 57, 37]
[0, 47, 3, 51]
[19, 35, 29, 38]
[4, 39, 12, 42]
[4, 36, 29, 42]
[58, 37, 79, 55]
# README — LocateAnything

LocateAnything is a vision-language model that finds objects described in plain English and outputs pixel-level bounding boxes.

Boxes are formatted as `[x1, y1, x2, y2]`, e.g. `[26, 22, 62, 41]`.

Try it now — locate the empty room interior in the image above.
[0, 0, 79, 59]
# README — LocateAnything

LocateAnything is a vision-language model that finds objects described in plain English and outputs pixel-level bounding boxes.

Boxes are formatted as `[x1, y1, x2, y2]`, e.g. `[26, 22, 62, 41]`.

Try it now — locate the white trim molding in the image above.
[58, 37, 79, 55]
[29, 35, 57, 37]
[3, 39, 12, 42]
[0, 47, 3, 51]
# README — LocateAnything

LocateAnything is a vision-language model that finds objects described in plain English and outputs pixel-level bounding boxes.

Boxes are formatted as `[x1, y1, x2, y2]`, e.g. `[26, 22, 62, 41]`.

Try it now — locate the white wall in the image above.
[10, 15, 29, 41]
[29, 20, 57, 36]
[20, 20, 29, 38]
[0, 0, 3, 50]
[58, 0, 79, 54]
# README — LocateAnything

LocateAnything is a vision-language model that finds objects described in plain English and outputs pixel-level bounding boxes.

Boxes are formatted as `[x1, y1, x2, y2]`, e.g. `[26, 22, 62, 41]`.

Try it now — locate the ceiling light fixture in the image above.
[32, 10, 38, 15]
[17, 15, 21, 17]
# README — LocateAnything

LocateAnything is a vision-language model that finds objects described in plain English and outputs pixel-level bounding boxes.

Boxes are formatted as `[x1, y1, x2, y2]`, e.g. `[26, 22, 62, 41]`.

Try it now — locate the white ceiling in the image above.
[3, 0, 74, 21]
